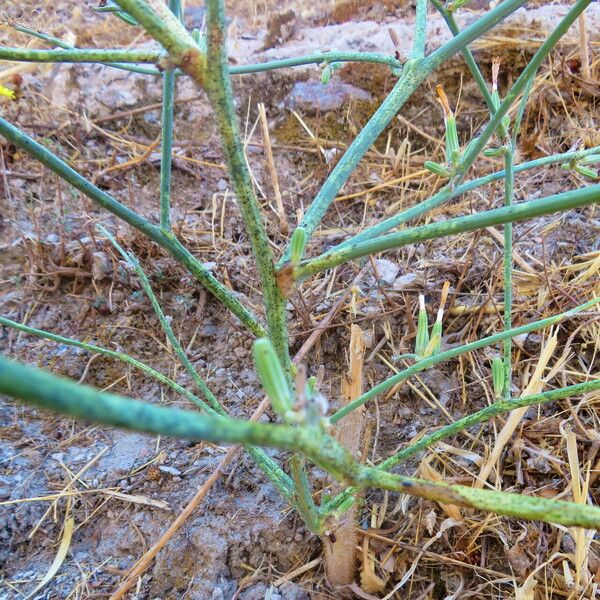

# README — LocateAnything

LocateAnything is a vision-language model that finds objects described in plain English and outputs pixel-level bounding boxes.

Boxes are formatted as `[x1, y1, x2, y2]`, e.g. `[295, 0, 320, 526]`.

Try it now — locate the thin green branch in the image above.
[336, 146, 600, 250]
[159, 0, 180, 232]
[411, 0, 428, 60]
[7, 22, 161, 76]
[502, 145, 514, 398]
[101, 227, 221, 412]
[290, 455, 322, 533]
[0, 116, 265, 337]
[277, 0, 530, 266]
[3, 355, 600, 529]
[330, 296, 600, 423]
[333, 0, 593, 251]
[380, 378, 600, 471]
[204, 0, 290, 370]
[0, 315, 214, 413]
[323, 378, 600, 514]
[511, 75, 536, 146]
[294, 183, 600, 280]
[0, 46, 162, 64]
[230, 52, 402, 75]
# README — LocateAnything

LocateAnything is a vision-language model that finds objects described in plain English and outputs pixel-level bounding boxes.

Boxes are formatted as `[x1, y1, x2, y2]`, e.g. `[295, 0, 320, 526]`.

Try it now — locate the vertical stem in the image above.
[204, 0, 290, 371]
[159, 0, 180, 231]
[502, 145, 514, 398]
[290, 455, 321, 533]
[411, 0, 428, 60]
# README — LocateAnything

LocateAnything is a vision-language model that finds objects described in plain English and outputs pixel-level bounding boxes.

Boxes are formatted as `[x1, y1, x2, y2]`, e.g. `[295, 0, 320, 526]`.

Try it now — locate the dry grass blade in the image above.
[24, 498, 74, 600]
[258, 102, 288, 234]
[476, 331, 559, 487]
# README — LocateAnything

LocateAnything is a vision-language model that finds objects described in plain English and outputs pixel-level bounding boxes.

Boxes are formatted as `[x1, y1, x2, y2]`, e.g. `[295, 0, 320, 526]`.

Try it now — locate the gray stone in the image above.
[285, 81, 371, 113]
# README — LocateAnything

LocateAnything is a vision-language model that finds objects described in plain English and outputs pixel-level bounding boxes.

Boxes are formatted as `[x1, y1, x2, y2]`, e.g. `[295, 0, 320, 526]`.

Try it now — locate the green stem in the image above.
[0, 46, 162, 64]
[0, 116, 265, 337]
[502, 145, 514, 398]
[159, 0, 180, 232]
[204, 0, 290, 370]
[2, 304, 293, 502]
[382, 379, 600, 470]
[3, 355, 600, 529]
[102, 228, 222, 412]
[0, 316, 214, 413]
[7, 23, 161, 75]
[112, 0, 201, 69]
[330, 296, 600, 423]
[336, 146, 600, 249]
[230, 51, 402, 74]
[323, 378, 600, 514]
[290, 455, 322, 533]
[511, 75, 536, 146]
[278, 0, 530, 266]
[294, 183, 600, 280]
[411, 0, 428, 60]
[334, 0, 593, 250]
[429, 0, 495, 112]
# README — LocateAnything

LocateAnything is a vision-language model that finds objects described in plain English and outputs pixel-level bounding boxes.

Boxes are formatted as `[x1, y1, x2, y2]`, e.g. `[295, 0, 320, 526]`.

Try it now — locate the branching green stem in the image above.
[3, 355, 600, 529]
[278, 0, 530, 265]
[0, 116, 265, 337]
[332, 0, 593, 250]
[294, 184, 600, 280]
[323, 378, 600, 513]
[330, 296, 600, 423]
[336, 147, 600, 249]
[204, 0, 290, 369]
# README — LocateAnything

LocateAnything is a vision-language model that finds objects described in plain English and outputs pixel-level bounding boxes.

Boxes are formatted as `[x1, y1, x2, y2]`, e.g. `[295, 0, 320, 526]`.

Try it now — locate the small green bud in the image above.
[574, 164, 599, 180]
[491, 88, 501, 112]
[415, 295, 430, 357]
[429, 309, 443, 355]
[321, 65, 332, 85]
[290, 227, 307, 265]
[445, 117, 460, 168]
[422, 332, 441, 359]
[253, 339, 292, 418]
[492, 356, 504, 399]
[332, 495, 356, 518]
[424, 161, 451, 178]
[483, 147, 506, 158]
[306, 375, 317, 399]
